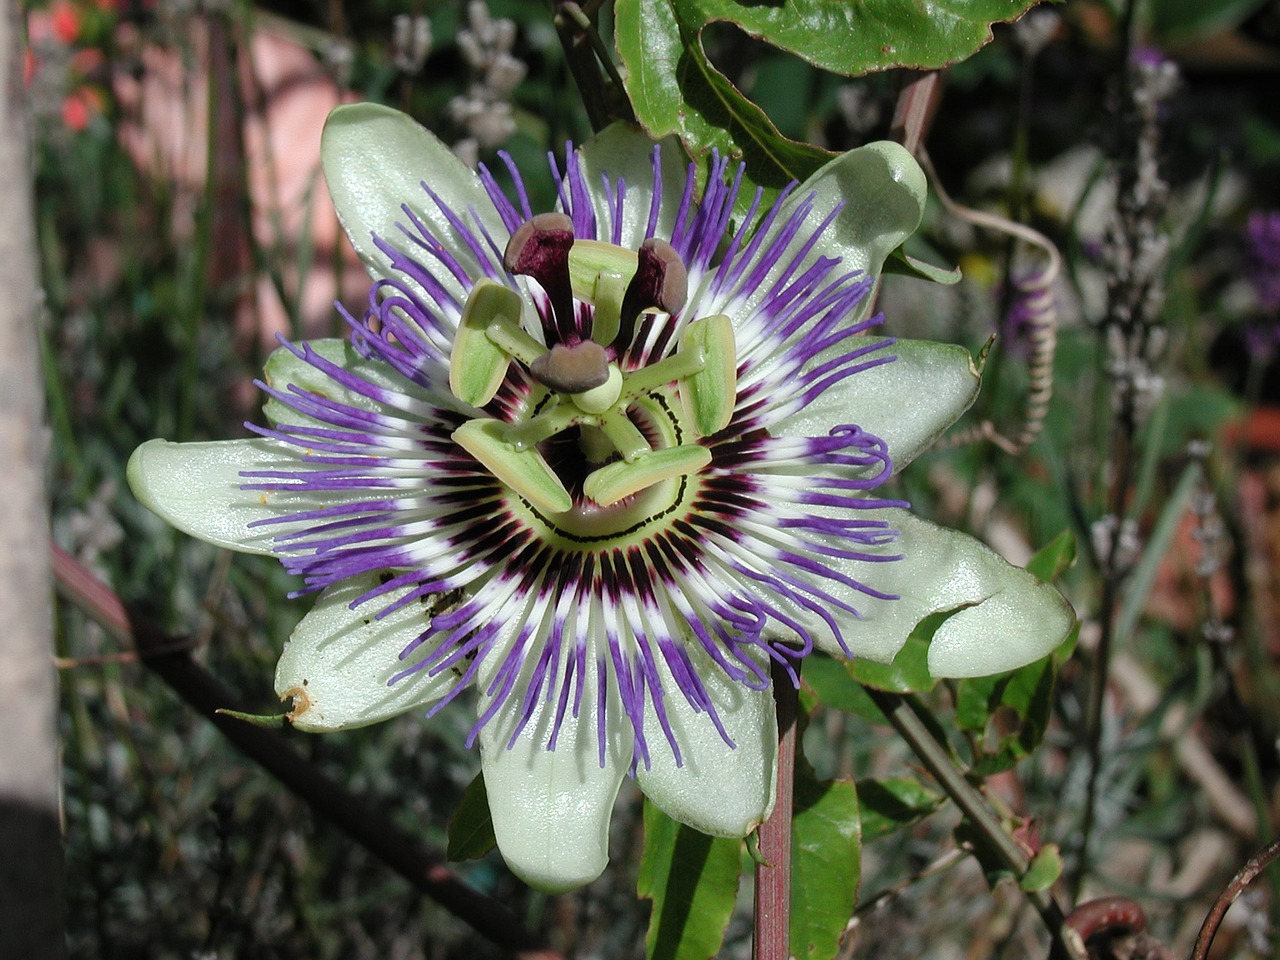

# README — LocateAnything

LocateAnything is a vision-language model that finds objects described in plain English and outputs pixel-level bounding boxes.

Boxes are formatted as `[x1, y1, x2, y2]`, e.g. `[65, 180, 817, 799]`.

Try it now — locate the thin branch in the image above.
[753, 661, 800, 960]
[862, 687, 1085, 960]
[1190, 838, 1280, 960]
[51, 543, 561, 960]
[553, 1, 634, 132]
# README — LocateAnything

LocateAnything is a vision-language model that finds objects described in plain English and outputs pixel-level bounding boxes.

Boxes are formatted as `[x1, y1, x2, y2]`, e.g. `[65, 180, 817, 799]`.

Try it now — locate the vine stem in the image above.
[1190, 838, 1280, 960]
[861, 687, 1085, 960]
[753, 660, 800, 960]
[50, 542, 560, 960]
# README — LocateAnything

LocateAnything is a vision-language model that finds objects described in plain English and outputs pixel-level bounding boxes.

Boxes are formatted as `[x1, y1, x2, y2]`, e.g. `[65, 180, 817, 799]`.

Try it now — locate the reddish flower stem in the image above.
[754, 660, 800, 960]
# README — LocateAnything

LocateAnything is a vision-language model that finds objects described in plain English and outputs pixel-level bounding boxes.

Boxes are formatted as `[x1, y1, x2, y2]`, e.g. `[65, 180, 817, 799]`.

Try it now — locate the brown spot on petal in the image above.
[281, 685, 312, 723]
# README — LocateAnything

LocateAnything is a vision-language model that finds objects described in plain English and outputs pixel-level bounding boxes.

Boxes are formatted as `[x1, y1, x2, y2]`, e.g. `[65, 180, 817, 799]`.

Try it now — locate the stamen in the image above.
[583, 444, 711, 506]
[453, 418, 573, 514]
[567, 240, 637, 345]
[614, 239, 688, 350]
[677, 314, 737, 436]
[599, 407, 651, 462]
[450, 279, 523, 407]
[530, 341, 611, 394]
[504, 212, 576, 341]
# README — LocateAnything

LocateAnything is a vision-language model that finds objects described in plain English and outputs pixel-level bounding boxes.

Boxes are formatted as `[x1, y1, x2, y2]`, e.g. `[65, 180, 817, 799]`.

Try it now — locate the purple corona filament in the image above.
[239, 144, 904, 769]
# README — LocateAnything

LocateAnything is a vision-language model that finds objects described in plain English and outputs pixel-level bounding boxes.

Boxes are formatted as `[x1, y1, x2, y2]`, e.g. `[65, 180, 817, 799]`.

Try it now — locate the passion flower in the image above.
[129, 104, 1073, 891]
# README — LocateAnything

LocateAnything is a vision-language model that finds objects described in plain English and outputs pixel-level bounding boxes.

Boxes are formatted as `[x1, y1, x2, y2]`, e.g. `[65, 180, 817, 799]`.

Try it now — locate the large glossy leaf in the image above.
[616, 0, 831, 200]
[616, 0, 1039, 192]
[638, 801, 741, 960]
[790, 765, 861, 960]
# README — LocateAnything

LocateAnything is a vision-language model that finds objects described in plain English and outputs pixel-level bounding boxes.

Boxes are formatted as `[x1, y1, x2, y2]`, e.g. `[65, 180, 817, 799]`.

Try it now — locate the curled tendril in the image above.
[921, 147, 1060, 457]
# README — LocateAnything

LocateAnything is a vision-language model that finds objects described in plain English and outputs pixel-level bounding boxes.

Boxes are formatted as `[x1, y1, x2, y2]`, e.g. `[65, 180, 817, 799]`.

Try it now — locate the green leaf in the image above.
[638, 801, 741, 960]
[687, 0, 1040, 75]
[848, 624, 939, 694]
[615, 0, 832, 202]
[1024, 530, 1076, 583]
[856, 777, 945, 842]
[791, 767, 861, 960]
[446, 774, 496, 862]
[616, 0, 1037, 191]
[803, 654, 886, 723]
[1019, 843, 1063, 893]
[953, 655, 1056, 776]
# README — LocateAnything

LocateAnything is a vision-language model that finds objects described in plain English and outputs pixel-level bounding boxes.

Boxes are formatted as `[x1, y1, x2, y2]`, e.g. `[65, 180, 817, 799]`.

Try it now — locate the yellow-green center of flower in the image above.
[448, 214, 737, 523]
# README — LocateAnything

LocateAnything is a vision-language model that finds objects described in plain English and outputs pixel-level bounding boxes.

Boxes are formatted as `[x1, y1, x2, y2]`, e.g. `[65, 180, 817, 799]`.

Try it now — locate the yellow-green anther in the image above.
[583, 444, 712, 506]
[599, 407, 652, 462]
[677, 314, 737, 436]
[572, 365, 623, 415]
[504, 401, 580, 451]
[590, 271, 627, 347]
[567, 240, 638, 303]
[451, 280, 523, 407]
[453, 418, 573, 515]
[484, 314, 546, 366]
[620, 345, 706, 400]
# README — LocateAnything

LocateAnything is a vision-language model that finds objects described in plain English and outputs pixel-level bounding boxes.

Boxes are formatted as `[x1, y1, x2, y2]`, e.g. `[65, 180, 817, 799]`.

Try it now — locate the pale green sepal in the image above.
[774, 338, 980, 474]
[321, 103, 506, 304]
[636, 645, 777, 837]
[740, 141, 927, 324]
[584, 444, 711, 506]
[128, 437, 342, 555]
[453, 418, 573, 514]
[791, 510, 1074, 677]
[678, 314, 737, 436]
[262, 338, 418, 428]
[451, 280, 521, 407]
[275, 573, 455, 731]
[573, 123, 690, 250]
[478, 650, 631, 892]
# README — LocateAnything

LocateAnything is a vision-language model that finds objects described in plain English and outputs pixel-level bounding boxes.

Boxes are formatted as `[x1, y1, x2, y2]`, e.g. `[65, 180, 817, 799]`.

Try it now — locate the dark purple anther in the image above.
[505, 212, 577, 344]
[614, 238, 688, 353]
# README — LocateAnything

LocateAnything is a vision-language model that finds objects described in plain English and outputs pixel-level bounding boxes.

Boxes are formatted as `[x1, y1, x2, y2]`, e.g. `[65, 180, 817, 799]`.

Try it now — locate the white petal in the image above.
[767, 509, 1073, 676]
[740, 141, 927, 324]
[261, 338, 425, 428]
[127, 438, 348, 555]
[635, 645, 777, 837]
[321, 103, 507, 300]
[774, 338, 981, 473]
[277, 573, 456, 731]
[573, 123, 688, 249]
[478, 647, 631, 892]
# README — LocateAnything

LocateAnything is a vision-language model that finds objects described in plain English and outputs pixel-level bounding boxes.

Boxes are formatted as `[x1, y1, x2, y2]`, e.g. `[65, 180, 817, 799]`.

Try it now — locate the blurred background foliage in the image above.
[34, 0, 1280, 956]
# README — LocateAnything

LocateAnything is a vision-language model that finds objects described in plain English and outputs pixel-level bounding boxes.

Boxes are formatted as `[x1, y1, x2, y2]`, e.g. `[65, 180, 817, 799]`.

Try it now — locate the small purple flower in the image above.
[129, 104, 1073, 891]
[1247, 210, 1280, 315]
